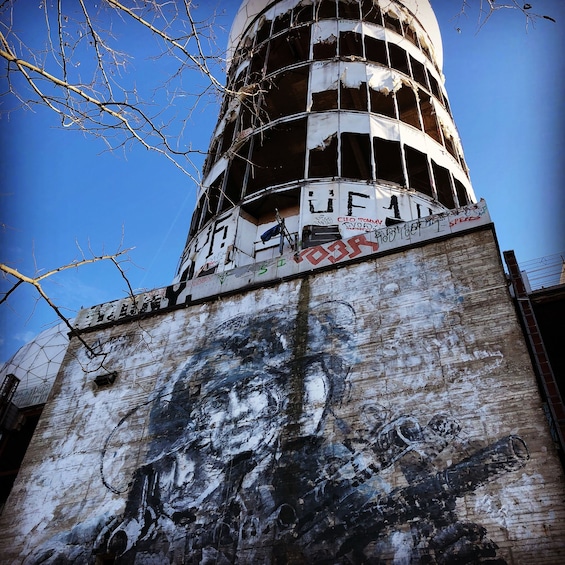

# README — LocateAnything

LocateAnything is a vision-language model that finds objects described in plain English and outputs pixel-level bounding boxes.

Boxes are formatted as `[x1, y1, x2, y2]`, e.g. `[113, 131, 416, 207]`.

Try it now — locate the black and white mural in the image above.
[27, 300, 529, 564]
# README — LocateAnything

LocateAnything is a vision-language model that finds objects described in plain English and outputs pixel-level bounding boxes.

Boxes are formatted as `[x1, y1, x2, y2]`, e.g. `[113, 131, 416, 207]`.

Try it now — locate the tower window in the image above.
[388, 43, 410, 75]
[339, 31, 363, 58]
[340, 82, 368, 111]
[432, 161, 455, 208]
[225, 140, 251, 201]
[383, 13, 402, 35]
[409, 56, 427, 88]
[426, 70, 443, 103]
[404, 145, 432, 196]
[273, 11, 291, 34]
[261, 66, 309, 121]
[266, 28, 311, 75]
[201, 182, 221, 226]
[313, 35, 338, 59]
[361, 0, 383, 25]
[405, 25, 419, 47]
[249, 43, 267, 81]
[373, 137, 404, 185]
[341, 132, 372, 180]
[369, 88, 396, 118]
[246, 119, 307, 194]
[419, 92, 442, 143]
[308, 134, 338, 177]
[396, 86, 421, 129]
[315, 0, 337, 20]
[312, 88, 338, 111]
[364, 36, 388, 66]
[188, 199, 204, 237]
[256, 18, 271, 45]
[454, 178, 470, 206]
[338, 0, 360, 20]
[294, 4, 314, 25]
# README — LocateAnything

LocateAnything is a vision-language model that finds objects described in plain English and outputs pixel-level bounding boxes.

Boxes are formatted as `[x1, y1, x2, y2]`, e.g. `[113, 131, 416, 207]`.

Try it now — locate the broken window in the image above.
[383, 12, 402, 35]
[308, 134, 338, 177]
[201, 179, 222, 226]
[409, 55, 427, 88]
[432, 161, 455, 208]
[340, 81, 368, 111]
[426, 70, 443, 102]
[203, 138, 220, 176]
[273, 11, 291, 34]
[249, 43, 267, 81]
[388, 43, 410, 75]
[315, 0, 337, 20]
[419, 91, 441, 143]
[443, 131, 460, 162]
[404, 25, 419, 47]
[256, 17, 271, 45]
[341, 132, 372, 179]
[340, 31, 363, 58]
[188, 198, 204, 238]
[222, 117, 237, 154]
[242, 187, 300, 220]
[266, 27, 311, 75]
[246, 118, 307, 194]
[365, 36, 388, 65]
[361, 0, 383, 25]
[404, 145, 432, 196]
[294, 3, 314, 25]
[373, 137, 404, 185]
[443, 94, 452, 116]
[313, 35, 338, 59]
[454, 178, 470, 206]
[230, 67, 248, 94]
[261, 65, 309, 121]
[225, 139, 251, 202]
[238, 100, 255, 134]
[338, 0, 360, 19]
[396, 85, 421, 129]
[214, 172, 238, 213]
[312, 89, 338, 111]
[369, 87, 396, 118]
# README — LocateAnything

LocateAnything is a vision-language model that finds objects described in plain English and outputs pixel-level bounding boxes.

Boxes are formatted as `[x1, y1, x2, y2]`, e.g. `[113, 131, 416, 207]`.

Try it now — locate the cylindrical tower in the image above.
[174, 0, 475, 283]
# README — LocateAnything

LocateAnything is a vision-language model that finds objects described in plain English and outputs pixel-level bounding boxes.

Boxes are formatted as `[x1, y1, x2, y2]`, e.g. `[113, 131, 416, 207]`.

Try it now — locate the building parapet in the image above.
[74, 200, 490, 331]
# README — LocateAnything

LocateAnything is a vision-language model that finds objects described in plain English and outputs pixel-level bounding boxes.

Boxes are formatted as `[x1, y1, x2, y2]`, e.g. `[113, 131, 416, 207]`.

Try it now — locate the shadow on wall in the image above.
[26, 301, 529, 564]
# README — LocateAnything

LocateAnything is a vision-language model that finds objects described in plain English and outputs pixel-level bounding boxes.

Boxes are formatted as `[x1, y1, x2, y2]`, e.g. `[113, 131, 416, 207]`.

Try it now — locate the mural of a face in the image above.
[25, 300, 530, 565]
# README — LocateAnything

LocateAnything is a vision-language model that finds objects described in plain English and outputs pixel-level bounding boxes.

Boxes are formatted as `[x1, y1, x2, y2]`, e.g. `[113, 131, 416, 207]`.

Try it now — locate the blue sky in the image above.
[1, 0, 564, 362]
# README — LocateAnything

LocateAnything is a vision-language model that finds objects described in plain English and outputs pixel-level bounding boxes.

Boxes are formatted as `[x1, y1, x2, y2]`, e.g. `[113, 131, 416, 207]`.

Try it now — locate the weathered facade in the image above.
[175, 0, 474, 282]
[1, 0, 565, 563]
[2, 217, 565, 563]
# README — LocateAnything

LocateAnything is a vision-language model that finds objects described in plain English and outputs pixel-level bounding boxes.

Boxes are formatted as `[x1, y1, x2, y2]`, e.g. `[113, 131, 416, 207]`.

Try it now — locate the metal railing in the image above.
[519, 252, 565, 292]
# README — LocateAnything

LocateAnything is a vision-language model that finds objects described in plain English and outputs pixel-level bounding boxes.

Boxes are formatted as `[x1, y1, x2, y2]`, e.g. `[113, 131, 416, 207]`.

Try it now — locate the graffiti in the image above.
[26, 299, 529, 564]
[295, 234, 379, 265]
[338, 215, 383, 231]
[347, 191, 370, 216]
[74, 202, 492, 331]
[312, 214, 334, 226]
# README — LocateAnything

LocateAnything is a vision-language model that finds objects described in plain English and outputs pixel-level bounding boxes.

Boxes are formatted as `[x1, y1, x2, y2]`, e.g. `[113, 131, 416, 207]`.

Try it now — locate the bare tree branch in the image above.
[0, 248, 133, 357]
[455, 0, 556, 32]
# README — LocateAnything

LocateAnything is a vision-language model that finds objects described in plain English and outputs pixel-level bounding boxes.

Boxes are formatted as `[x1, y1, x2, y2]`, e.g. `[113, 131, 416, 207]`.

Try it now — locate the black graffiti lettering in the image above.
[207, 217, 230, 258]
[347, 191, 369, 217]
[308, 190, 334, 213]
[384, 194, 400, 219]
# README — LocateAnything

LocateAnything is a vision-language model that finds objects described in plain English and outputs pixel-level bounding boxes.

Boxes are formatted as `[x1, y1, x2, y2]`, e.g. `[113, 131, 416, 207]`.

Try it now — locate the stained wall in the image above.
[1, 226, 564, 563]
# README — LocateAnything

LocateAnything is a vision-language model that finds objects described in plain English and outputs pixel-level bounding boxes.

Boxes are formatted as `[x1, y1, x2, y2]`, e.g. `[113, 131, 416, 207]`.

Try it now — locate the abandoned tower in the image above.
[1, 0, 564, 563]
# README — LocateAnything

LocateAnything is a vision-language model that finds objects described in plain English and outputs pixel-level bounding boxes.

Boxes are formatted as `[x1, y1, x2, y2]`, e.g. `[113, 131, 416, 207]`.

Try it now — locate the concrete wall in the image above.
[1, 227, 564, 564]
